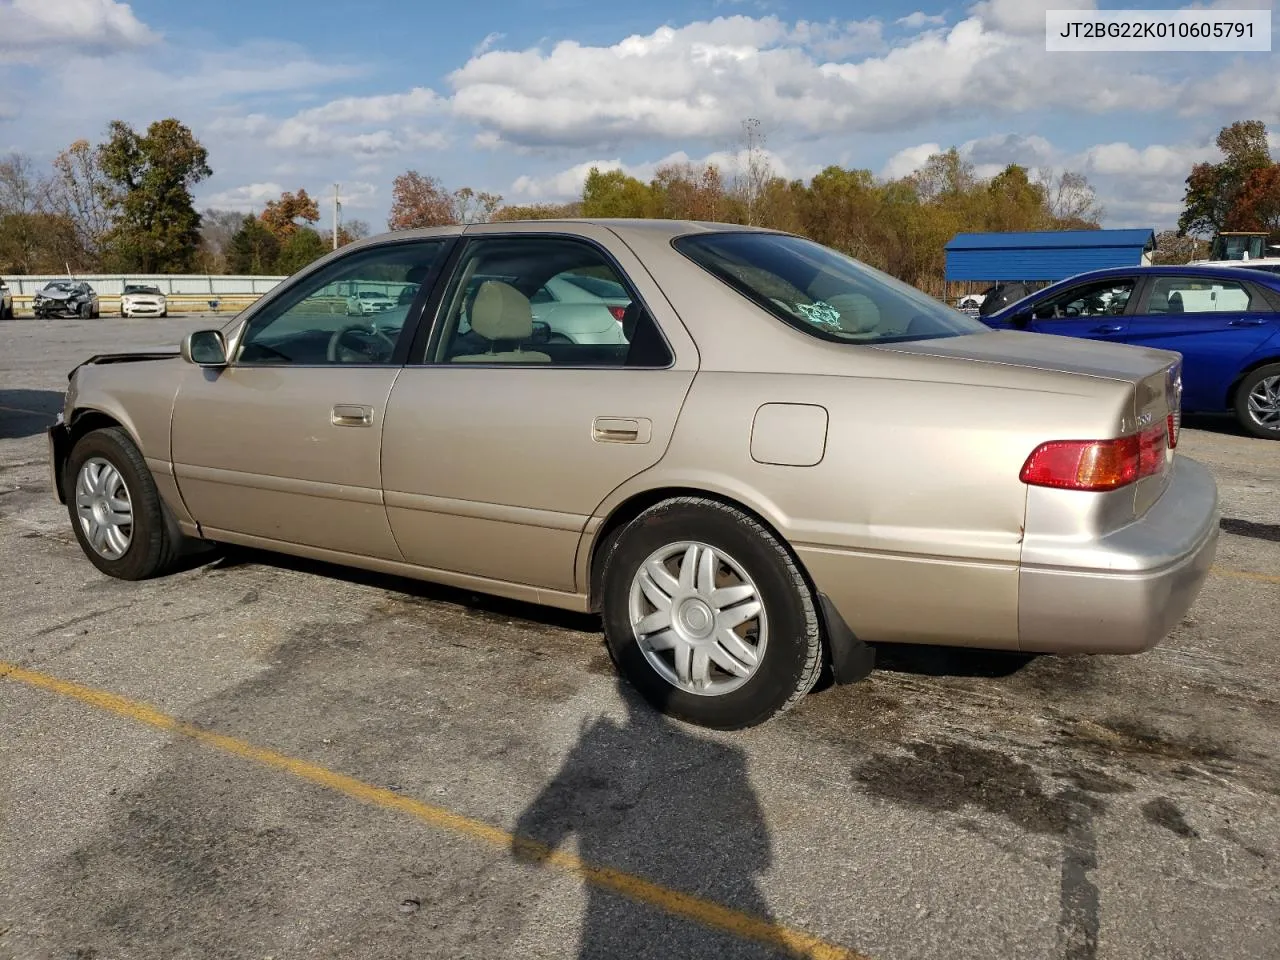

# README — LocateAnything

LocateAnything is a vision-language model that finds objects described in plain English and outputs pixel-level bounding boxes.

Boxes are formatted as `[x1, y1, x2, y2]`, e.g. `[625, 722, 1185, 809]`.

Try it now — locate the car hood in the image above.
[68, 347, 181, 379]
[877, 330, 1179, 384]
[39, 289, 74, 299]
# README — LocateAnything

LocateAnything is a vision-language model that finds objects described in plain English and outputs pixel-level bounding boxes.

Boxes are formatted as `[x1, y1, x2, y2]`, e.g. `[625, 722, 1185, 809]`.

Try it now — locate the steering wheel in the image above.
[327, 323, 397, 363]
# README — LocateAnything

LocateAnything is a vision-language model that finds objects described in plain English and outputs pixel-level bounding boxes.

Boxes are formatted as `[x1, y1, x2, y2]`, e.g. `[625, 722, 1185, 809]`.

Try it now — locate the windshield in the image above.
[126, 285, 161, 294]
[674, 232, 989, 344]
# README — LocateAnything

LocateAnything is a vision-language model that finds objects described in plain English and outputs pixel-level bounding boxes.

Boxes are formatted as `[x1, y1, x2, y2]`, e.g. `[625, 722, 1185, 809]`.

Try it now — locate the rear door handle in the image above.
[331, 404, 374, 427]
[592, 417, 651, 444]
[1091, 323, 1125, 334]
[1228, 318, 1268, 327]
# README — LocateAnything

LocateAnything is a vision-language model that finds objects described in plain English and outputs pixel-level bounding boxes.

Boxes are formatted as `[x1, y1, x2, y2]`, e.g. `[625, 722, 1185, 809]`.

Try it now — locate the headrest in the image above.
[471, 281, 533, 341]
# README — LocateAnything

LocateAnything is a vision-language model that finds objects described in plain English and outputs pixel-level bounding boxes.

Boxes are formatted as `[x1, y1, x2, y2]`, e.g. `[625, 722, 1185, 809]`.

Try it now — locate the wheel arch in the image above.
[1224, 354, 1280, 409]
[54, 408, 143, 503]
[582, 483, 875, 686]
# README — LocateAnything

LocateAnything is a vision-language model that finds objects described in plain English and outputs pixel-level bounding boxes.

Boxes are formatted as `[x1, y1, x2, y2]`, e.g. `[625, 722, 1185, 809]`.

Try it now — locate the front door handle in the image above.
[1228, 318, 1268, 327]
[331, 404, 374, 427]
[593, 417, 651, 444]
[1091, 323, 1124, 334]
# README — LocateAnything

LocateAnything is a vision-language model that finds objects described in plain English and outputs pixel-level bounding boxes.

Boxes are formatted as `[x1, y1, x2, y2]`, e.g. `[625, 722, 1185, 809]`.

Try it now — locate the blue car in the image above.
[981, 265, 1280, 439]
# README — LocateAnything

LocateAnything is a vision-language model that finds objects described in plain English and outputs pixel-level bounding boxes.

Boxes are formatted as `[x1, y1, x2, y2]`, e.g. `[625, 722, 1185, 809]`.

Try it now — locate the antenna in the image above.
[333, 183, 341, 249]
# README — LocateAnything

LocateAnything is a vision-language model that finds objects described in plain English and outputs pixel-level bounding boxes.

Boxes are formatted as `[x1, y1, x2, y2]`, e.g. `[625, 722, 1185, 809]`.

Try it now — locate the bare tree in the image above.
[1036, 168, 1105, 226]
[732, 118, 774, 226]
[48, 139, 114, 267]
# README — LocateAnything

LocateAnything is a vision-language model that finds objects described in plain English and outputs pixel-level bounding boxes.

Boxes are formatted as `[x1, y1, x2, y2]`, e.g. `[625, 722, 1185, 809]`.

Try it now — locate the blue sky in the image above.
[1, 0, 1277, 234]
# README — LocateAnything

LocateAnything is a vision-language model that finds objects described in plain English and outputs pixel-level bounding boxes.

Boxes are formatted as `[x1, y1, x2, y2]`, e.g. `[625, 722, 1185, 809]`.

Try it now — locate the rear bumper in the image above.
[1018, 455, 1220, 654]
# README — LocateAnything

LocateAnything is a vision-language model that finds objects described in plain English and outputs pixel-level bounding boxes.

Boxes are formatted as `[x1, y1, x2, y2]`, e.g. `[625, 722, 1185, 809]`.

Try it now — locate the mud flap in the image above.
[818, 592, 875, 685]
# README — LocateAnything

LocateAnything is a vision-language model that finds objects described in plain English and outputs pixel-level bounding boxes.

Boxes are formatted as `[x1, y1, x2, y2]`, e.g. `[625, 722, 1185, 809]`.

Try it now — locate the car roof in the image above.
[1049, 263, 1280, 287]
[340, 218, 775, 250]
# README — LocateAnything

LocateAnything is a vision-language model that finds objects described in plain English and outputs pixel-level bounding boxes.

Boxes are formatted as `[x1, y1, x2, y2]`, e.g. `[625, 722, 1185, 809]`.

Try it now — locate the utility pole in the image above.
[332, 183, 341, 250]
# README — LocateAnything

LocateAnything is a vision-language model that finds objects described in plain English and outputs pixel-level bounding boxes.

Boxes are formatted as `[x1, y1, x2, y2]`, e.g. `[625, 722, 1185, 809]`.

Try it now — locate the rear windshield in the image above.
[674, 232, 989, 344]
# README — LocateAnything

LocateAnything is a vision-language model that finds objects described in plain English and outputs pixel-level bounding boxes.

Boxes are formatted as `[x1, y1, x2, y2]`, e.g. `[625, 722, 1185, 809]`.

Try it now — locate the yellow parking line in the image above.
[0, 660, 866, 960]
[1212, 566, 1280, 585]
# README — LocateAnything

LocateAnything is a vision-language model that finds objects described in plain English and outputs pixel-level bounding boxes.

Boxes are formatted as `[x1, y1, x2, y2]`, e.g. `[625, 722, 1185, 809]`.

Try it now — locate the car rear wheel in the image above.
[599, 497, 824, 729]
[66, 427, 185, 580]
[1235, 363, 1280, 440]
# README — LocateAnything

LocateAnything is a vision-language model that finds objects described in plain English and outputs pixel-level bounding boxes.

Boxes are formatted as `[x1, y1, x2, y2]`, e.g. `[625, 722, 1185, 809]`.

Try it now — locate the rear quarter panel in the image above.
[593, 361, 1132, 648]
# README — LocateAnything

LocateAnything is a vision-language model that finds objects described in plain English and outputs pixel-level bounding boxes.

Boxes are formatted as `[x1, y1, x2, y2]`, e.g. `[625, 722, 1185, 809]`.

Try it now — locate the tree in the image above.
[1036, 169, 1105, 228]
[1151, 229, 1208, 265]
[490, 202, 581, 221]
[733, 118, 774, 225]
[97, 118, 212, 272]
[580, 168, 654, 218]
[0, 152, 88, 273]
[276, 227, 328, 275]
[1228, 165, 1280, 236]
[197, 208, 246, 273]
[227, 215, 281, 274]
[1179, 120, 1274, 237]
[452, 186, 503, 224]
[260, 188, 320, 240]
[387, 171, 458, 229]
[984, 165, 1049, 233]
[338, 218, 371, 245]
[47, 140, 114, 267]
[651, 161, 726, 222]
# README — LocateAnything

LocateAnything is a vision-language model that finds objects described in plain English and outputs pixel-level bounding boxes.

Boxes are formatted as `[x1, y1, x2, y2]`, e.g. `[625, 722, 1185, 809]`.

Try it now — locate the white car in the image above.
[121, 285, 167, 318]
[346, 290, 397, 315]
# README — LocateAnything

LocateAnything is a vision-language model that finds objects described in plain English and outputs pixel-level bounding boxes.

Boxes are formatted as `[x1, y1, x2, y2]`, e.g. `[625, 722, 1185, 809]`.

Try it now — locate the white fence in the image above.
[3, 274, 287, 297]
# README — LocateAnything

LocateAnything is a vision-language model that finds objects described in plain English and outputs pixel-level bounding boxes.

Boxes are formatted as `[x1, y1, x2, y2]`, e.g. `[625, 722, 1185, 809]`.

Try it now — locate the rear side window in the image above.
[674, 232, 989, 344]
[1145, 276, 1254, 314]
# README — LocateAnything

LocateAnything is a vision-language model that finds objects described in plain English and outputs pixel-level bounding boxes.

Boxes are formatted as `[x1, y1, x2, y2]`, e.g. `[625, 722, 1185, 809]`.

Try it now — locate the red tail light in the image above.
[1020, 423, 1168, 492]
[1167, 412, 1178, 448]
[609, 306, 627, 323]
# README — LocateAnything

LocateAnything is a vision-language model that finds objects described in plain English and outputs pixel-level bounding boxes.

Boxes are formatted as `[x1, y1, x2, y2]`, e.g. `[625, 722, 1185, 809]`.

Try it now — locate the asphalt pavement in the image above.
[1, 315, 1277, 960]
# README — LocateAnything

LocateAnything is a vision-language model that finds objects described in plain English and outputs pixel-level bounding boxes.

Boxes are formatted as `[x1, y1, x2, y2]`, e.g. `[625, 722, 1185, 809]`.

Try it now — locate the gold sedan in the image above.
[48, 220, 1219, 729]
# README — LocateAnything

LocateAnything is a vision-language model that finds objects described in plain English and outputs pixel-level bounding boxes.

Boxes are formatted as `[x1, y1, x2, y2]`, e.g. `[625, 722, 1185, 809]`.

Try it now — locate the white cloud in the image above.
[880, 142, 941, 179]
[291, 87, 440, 125]
[1078, 141, 1219, 179]
[0, 0, 158, 56]
[202, 181, 285, 212]
[790, 18, 886, 58]
[444, 13, 1205, 150]
[896, 11, 948, 29]
[967, 0, 1095, 35]
[473, 31, 504, 56]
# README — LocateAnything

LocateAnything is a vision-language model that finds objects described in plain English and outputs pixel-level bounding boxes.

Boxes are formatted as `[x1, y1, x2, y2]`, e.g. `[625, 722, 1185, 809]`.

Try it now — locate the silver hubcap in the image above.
[75, 457, 133, 560]
[1247, 375, 1280, 431]
[628, 541, 768, 697]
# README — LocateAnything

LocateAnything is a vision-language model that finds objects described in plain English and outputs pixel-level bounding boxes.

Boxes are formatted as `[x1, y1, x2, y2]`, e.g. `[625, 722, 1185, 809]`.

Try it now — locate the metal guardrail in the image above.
[1, 274, 287, 297]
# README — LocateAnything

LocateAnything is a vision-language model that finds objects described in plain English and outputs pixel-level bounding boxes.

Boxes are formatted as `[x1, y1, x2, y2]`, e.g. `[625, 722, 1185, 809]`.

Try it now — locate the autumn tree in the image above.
[97, 118, 212, 272]
[260, 188, 320, 239]
[1151, 229, 1208, 265]
[983, 165, 1050, 233]
[1226, 165, 1280, 237]
[388, 171, 459, 229]
[1179, 120, 1274, 237]
[651, 162, 726, 221]
[490, 201, 581, 221]
[1037, 169, 1104, 228]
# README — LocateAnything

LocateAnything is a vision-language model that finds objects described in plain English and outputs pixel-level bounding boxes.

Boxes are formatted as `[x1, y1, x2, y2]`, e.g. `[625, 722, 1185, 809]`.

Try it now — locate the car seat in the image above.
[451, 281, 551, 363]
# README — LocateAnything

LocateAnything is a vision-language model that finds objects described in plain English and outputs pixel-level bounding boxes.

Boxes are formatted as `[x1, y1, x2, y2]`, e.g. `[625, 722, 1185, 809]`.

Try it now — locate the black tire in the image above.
[1233, 363, 1280, 440]
[65, 427, 185, 580]
[599, 497, 823, 729]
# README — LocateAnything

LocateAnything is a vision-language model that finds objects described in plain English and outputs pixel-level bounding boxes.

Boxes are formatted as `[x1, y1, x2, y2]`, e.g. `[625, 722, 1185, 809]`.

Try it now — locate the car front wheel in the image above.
[1235, 363, 1280, 440]
[599, 497, 824, 729]
[65, 427, 186, 580]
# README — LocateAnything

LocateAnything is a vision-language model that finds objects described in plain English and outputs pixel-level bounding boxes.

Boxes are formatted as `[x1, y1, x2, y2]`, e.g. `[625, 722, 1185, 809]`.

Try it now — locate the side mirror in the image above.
[529, 320, 551, 344]
[1009, 309, 1033, 329]
[181, 329, 228, 367]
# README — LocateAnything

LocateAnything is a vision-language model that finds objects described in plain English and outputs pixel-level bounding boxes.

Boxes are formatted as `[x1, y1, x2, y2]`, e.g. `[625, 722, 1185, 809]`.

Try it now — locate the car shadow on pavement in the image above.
[203, 546, 603, 634]
[0, 388, 62, 439]
[1180, 412, 1250, 438]
[510, 675, 790, 959]
[869, 642, 1037, 678]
